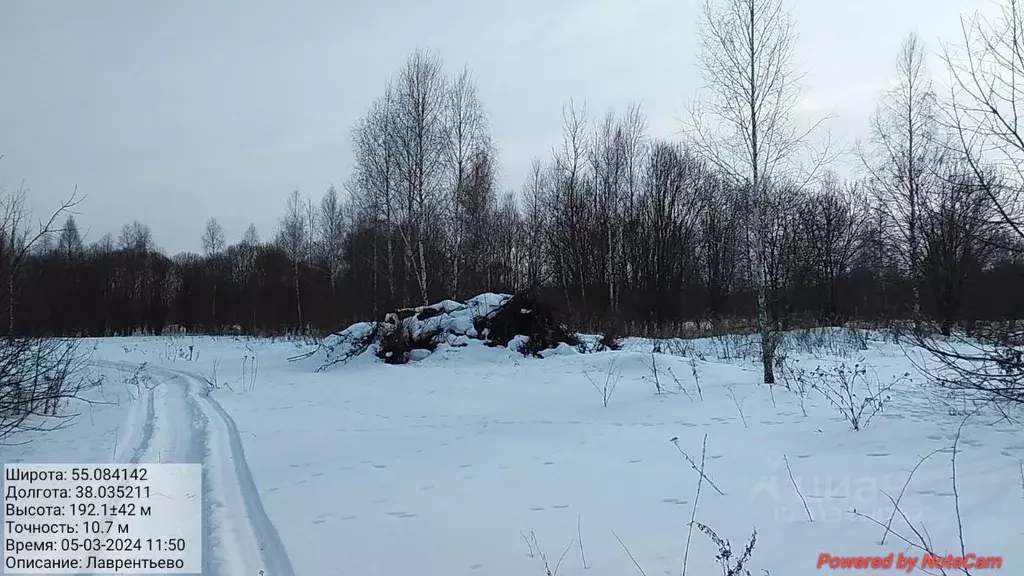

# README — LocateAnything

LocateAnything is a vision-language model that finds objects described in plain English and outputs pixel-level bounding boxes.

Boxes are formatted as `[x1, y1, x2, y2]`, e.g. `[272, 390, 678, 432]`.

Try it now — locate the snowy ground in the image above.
[2, 329, 1023, 575]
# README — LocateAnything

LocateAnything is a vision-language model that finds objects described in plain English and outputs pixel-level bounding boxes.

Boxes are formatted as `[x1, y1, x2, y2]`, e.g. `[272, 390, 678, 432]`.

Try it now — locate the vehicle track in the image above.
[95, 361, 295, 576]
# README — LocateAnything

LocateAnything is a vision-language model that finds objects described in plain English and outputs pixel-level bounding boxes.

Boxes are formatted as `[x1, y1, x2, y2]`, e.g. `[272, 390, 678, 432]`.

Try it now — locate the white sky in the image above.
[0, 0, 989, 254]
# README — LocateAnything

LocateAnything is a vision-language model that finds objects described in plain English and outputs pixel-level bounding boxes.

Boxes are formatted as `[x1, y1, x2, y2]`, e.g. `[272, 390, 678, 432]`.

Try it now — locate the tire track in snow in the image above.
[112, 363, 295, 576]
[91, 361, 215, 576]
[125, 385, 155, 464]
[170, 367, 297, 576]
[92, 360, 155, 464]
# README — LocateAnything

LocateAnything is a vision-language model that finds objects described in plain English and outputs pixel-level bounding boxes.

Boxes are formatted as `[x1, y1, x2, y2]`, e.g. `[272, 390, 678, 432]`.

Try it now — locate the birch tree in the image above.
[318, 184, 346, 289]
[689, 0, 820, 383]
[861, 34, 942, 321]
[393, 49, 447, 305]
[444, 67, 492, 297]
[200, 217, 225, 327]
[278, 190, 307, 330]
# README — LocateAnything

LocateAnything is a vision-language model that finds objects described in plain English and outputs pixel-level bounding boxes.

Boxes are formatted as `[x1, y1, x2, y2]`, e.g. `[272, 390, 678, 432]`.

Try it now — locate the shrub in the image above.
[811, 360, 907, 431]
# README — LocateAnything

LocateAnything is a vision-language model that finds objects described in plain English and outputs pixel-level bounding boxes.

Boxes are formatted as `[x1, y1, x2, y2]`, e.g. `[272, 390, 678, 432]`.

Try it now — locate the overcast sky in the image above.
[0, 0, 989, 254]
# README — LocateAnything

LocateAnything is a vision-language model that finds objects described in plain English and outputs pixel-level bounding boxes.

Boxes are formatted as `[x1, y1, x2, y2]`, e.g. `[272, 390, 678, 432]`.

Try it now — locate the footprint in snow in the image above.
[542, 461, 556, 466]
[794, 454, 811, 459]
[373, 464, 388, 469]
[552, 504, 570, 509]
[419, 485, 435, 491]
[865, 452, 890, 457]
[458, 464, 473, 469]
[628, 459, 643, 464]
[470, 564, 484, 570]
[530, 507, 546, 512]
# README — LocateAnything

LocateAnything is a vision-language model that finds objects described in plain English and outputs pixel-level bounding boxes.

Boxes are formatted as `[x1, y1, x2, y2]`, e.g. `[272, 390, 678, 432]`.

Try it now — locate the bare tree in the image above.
[444, 67, 493, 297]
[912, 0, 1024, 407]
[278, 189, 307, 330]
[118, 220, 153, 253]
[201, 217, 225, 256]
[689, 0, 824, 383]
[235, 223, 261, 332]
[799, 174, 870, 321]
[351, 86, 400, 309]
[318, 184, 347, 290]
[56, 215, 84, 261]
[521, 158, 549, 288]
[200, 218, 226, 328]
[392, 49, 448, 305]
[589, 105, 648, 316]
[920, 166, 999, 334]
[240, 223, 260, 246]
[861, 34, 943, 321]
[549, 100, 591, 316]
[944, 0, 1024, 243]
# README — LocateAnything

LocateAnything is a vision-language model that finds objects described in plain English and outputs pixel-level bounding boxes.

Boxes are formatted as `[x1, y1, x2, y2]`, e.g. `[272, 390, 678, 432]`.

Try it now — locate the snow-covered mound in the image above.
[304, 293, 528, 371]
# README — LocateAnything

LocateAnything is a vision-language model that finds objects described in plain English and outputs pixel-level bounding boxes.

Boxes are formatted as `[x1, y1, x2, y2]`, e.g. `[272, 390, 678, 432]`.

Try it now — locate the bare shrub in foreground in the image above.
[0, 338, 94, 442]
[584, 359, 621, 408]
[694, 523, 767, 576]
[811, 360, 905, 430]
[0, 177, 94, 443]
[777, 357, 812, 416]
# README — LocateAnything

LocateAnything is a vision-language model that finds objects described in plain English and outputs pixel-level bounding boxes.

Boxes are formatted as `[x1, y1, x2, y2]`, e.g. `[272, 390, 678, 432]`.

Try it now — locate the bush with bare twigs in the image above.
[0, 175, 94, 443]
[810, 360, 906, 431]
[584, 359, 621, 408]
[0, 338, 95, 442]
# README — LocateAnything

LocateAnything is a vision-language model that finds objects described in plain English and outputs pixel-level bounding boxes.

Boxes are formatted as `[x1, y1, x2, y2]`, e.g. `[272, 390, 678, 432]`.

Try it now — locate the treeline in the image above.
[4, 17, 1024, 339]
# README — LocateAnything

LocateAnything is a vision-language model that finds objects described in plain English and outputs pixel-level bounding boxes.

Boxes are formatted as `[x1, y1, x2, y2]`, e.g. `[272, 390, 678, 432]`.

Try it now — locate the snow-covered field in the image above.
[3, 325, 1023, 575]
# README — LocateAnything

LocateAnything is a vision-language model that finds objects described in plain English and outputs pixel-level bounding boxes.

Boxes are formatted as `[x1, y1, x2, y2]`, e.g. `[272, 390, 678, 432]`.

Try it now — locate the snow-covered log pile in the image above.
[305, 292, 583, 370]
